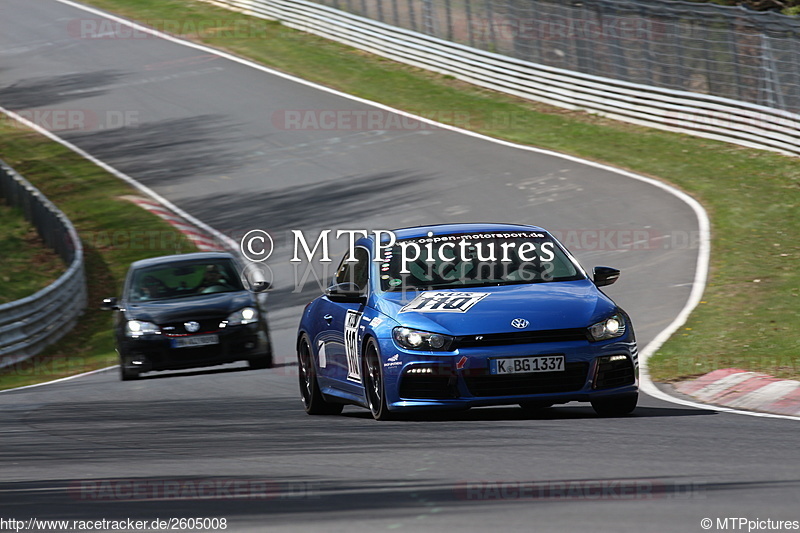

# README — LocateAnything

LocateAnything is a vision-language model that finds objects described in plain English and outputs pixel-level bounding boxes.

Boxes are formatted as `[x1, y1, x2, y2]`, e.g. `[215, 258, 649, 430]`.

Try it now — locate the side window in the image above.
[334, 247, 370, 292]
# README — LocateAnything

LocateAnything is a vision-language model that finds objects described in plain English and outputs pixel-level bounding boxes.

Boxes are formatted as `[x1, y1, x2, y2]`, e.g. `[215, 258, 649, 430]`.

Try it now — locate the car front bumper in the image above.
[118, 324, 268, 373]
[376, 334, 639, 412]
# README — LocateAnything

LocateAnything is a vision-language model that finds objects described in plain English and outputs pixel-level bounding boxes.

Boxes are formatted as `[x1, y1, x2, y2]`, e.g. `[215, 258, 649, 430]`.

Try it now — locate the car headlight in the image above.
[227, 307, 258, 326]
[588, 314, 626, 342]
[126, 320, 160, 337]
[392, 327, 454, 351]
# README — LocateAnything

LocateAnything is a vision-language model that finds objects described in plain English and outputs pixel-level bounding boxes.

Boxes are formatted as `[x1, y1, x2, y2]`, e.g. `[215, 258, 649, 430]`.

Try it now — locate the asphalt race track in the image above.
[1, 1, 798, 532]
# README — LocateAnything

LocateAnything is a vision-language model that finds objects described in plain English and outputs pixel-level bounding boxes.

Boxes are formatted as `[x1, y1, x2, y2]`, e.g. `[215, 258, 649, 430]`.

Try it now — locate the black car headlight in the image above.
[226, 307, 258, 326]
[126, 320, 160, 338]
[392, 327, 454, 351]
[587, 314, 626, 342]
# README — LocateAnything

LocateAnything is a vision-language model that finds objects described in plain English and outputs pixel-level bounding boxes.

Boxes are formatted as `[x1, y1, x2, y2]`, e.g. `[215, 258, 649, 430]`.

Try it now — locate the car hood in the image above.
[374, 281, 616, 335]
[124, 292, 254, 324]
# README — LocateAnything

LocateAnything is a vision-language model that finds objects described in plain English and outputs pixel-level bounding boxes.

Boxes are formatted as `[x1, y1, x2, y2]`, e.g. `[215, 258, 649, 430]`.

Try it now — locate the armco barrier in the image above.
[205, 0, 800, 156]
[0, 161, 87, 369]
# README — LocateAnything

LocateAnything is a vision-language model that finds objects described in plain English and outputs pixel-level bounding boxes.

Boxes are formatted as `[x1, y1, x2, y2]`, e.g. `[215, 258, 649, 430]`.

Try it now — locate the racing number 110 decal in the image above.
[345, 309, 363, 383]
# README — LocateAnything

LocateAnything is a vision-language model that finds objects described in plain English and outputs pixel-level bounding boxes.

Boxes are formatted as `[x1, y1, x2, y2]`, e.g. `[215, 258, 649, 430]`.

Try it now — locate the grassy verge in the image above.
[0, 124, 196, 391]
[0, 204, 64, 304]
[3, 0, 798, 386]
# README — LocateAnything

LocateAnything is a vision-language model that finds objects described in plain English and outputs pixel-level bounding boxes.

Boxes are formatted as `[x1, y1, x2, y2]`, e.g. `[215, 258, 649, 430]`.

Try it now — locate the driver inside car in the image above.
[196, 264, 230, 293]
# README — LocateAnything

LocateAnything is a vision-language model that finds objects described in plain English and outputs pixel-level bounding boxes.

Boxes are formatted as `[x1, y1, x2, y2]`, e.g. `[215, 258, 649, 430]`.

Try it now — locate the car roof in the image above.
[384, 223, 549, 241]
[129, 251, 237, 270]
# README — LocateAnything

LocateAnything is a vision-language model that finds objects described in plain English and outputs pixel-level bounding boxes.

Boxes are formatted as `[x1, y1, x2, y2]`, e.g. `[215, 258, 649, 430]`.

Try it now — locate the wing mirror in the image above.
[325, 283, 366, 303]
[101, 297, 119, 311]
[251, 280, 272, 293]
[593, 266, 620, 287]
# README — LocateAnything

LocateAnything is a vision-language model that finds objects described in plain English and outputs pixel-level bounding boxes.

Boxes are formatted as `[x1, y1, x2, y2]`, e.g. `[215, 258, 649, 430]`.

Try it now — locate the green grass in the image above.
[1, 0, 798, 387]
[0, 203, 64, 304]
[0, 125, 196, 391]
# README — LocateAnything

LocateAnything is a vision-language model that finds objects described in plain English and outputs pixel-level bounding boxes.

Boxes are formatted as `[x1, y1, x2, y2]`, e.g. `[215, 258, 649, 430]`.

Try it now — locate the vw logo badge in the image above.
[511, 318, 529, 329]
[185, 321, 200, 333]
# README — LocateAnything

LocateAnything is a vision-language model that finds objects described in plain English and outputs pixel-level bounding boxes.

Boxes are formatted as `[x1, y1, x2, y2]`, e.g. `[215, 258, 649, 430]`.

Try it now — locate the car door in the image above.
[313, 247, 370, 394]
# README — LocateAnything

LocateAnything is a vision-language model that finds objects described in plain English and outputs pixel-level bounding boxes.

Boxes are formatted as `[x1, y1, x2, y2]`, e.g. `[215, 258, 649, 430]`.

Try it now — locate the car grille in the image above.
[463, 362, 589, 397]
[593, 357, 636, 389]
[453, 328, 587, 348]
[161, 317, 225, 336]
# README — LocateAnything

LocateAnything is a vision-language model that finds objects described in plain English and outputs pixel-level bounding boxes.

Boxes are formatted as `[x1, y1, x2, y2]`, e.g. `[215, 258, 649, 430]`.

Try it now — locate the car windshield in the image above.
[379, 231, 584, 291]
[128, 259, 243, 302]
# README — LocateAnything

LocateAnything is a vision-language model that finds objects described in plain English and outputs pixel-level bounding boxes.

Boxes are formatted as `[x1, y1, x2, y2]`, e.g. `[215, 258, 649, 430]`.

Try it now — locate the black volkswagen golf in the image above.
[102, 252, 272, 380]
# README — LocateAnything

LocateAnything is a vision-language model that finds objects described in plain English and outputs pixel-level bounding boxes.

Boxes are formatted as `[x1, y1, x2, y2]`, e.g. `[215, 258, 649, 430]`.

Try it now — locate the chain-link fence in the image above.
[308, 0, 800, 113]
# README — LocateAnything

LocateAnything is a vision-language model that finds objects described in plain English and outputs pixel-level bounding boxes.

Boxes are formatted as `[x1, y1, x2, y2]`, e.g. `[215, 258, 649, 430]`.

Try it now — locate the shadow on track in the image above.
[133, 360, 297, 381]
[0, 71, 127, 109]
[2, 475, 798, 526]
[63, 114, 247, 184]
[340, 404, 717, 422]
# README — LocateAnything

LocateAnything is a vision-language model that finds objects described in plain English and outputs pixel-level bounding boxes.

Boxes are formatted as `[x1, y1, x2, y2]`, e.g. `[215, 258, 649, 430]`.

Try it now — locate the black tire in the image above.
[248, 351, 273, 370]
[297, 336, 343, 415]
[591, 394, 638, 417]
[363, 338, 393, 421]
[120, 362, 139, 381]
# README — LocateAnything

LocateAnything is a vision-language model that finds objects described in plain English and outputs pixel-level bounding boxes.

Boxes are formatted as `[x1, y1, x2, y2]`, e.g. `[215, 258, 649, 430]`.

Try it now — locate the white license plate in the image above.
[489, 355, 565, 375]
[171, 334, 219, 348]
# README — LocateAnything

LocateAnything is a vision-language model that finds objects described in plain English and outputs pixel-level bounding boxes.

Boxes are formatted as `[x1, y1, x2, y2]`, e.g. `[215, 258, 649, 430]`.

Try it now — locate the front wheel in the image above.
[248, 351, 273, 370]
[119, 361, 139, 381]
[363, 338, 393, 421]
[297, 336, 343, 415]
[591, 394, 638, 417]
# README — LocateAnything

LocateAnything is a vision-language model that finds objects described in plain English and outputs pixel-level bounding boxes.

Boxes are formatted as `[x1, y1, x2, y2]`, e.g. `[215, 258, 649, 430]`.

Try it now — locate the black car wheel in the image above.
[297, 335, 343, 415]
[363, 338, 392, 421]
[591, 394, 638, 417]
[248, 351, 273, 370]
[119, 360, 139, 381]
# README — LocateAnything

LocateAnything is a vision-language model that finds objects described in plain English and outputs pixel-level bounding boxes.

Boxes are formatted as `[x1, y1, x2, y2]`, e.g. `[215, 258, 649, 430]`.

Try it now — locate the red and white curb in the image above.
[123, 195, 225, 252]
[674, 369, 800, 417]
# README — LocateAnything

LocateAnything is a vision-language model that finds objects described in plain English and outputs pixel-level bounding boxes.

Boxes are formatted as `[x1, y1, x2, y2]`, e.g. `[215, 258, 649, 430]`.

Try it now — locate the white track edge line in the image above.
[3, 0, 795, 420]
[0, 366, 116, 394]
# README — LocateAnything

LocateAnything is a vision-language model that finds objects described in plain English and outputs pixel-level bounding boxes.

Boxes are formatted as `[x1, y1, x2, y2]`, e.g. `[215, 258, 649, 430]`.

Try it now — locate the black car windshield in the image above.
[128, 259, 243, 302]
[379, 231, 584, 291]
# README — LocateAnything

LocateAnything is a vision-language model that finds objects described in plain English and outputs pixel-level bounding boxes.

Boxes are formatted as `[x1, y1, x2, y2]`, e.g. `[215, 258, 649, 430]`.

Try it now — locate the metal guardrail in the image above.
[0, 161, 87, 369]
[206, 0, 800, 156]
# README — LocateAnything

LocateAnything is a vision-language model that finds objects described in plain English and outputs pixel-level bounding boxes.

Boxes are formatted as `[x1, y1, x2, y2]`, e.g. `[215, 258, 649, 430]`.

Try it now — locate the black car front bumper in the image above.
[119, 323, 269, 373]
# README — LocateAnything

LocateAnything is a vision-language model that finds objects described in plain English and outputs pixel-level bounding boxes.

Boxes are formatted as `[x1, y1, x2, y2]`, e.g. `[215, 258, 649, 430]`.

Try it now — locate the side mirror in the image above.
[593, 266, 620, 287]
[251, 280, 272, 293]
[101, 297, 119, 311]
[325, 283, 366, 304]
